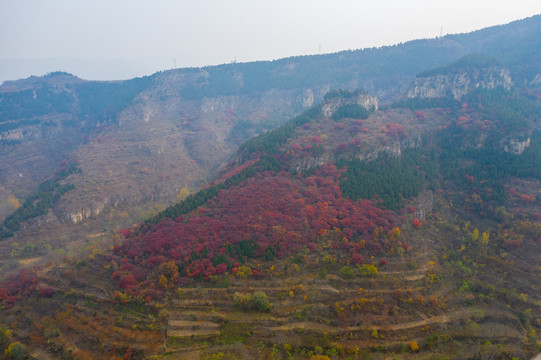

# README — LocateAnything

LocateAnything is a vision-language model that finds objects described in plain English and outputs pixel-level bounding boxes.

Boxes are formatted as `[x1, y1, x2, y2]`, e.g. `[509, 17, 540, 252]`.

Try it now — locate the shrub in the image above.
[339, 266, 355, 279]
[38, 287, 55, 298]
[4, 342, 27, 360]
[410, 341, 419, 352]
[351, 253, 365, 265]
[233, 291, 270, 312]
[0, 327, 12, 351]
[322, 254, 336, 267]
[252, 291, 270, 312]
[235, 265, 252, 279]
[358, 264, 378, 277]
[233, 292, 252, 310]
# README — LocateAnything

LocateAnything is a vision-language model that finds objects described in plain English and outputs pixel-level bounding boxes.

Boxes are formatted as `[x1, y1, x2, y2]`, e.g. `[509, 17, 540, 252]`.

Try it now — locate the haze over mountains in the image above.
[1, 15, 540, 250]
[0, 15, 540, 359]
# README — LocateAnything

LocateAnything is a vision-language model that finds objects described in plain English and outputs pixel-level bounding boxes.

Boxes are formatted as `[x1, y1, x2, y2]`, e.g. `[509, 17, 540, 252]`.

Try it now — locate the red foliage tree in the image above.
[0, 269, 39, 307]
[386, 123, 407, 139]
[38, 287, 55, 298]
[114, 169, 397, 296]
[351, 253, 365, 265]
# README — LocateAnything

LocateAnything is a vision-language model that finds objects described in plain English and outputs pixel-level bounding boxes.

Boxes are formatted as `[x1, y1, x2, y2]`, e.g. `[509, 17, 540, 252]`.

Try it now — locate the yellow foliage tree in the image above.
[481, 232, 490, 246]
[235, 265, 252, 279]
[358, 264, 378, 277]
[159, 274, 168, 289]
[0, 326, 12, 352]
[160, 261, 180, 283]
[177, 186, 190, 200]
[7, 195, 20, 210]
[389, 227, 401, 239]
[410, 341, 419, 352]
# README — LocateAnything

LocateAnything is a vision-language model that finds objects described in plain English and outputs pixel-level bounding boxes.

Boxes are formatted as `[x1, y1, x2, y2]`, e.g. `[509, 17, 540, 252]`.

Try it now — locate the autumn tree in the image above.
[4, 342, 28, 360]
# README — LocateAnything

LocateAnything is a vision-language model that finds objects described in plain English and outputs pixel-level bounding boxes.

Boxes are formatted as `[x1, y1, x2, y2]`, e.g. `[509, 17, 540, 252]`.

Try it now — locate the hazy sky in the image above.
[1, 0, 540, 83]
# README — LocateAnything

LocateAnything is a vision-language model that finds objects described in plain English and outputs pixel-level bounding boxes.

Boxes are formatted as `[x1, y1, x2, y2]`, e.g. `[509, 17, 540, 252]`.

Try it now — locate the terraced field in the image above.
[156, 255, 528, 359]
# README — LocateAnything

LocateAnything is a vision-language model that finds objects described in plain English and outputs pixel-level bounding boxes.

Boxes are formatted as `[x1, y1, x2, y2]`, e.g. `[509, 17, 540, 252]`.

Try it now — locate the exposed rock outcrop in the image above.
[292, 136, 423, 173]
[413, 191, 434, 221]
[406, 67, 512, 100]
[0, 128, 26, 141]
[322, 94, 378, 118]
[61, 198, 109, 224]
[503, 137, 531, 155]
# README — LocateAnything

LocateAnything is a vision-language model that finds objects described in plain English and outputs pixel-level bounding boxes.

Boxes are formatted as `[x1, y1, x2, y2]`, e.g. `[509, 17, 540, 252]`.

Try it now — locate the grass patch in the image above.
[214, 321, 252, 345]
[166, 336, 211, 348]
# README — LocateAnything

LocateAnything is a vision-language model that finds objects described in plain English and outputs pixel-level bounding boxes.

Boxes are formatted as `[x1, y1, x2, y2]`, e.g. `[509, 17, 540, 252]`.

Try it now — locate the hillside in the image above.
[1, 15, 541, 271]
[0, 16, 540, 360]
[0, 78, 540, 359]
[92, 85, 541, 358]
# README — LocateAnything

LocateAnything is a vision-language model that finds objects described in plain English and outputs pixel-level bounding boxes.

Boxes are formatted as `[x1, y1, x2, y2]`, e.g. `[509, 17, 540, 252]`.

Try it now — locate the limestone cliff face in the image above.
[322, 94, 378, 118]
[503, 137, 531, 155]
[353, 136, 422, 162]
[302, 89, 315, 108]
[61, 198, 109, 224]
[406, 67, 512, 100]
[292, 136, 423, 173]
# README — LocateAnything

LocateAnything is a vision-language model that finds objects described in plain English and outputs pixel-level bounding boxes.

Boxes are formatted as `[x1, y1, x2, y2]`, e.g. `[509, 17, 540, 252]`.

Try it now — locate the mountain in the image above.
[2, 16, 541, 266]
[0, 16, 540, 359]
[2, 79, 540, 358]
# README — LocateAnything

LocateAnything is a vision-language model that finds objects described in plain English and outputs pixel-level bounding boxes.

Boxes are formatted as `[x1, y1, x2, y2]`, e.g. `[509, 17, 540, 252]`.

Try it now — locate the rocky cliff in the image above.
[321, 93, 378, 118]
[406, 66, 512, 100]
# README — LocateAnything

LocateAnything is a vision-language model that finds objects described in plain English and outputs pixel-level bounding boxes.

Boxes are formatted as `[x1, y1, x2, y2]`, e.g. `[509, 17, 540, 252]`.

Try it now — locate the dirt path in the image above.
[261, 308, 519, 334]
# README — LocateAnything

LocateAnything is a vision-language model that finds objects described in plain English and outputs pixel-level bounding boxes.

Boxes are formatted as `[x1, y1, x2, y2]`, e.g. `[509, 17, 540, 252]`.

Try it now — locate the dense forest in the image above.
[115, 165, 397, 297]
[337, 148, 438, 210]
